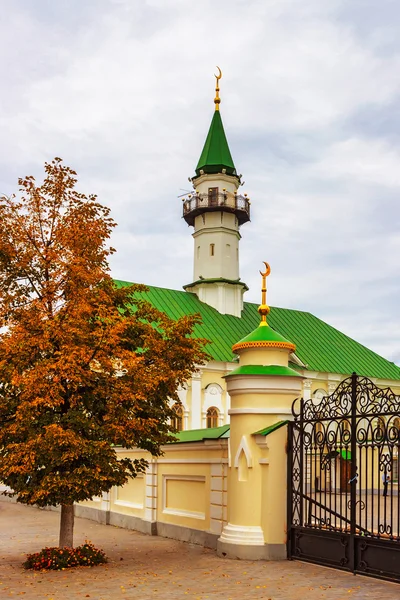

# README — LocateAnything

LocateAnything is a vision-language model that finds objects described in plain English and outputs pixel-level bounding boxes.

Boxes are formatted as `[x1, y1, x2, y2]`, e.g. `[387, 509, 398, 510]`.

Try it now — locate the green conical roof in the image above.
[195, 110, 237, 177]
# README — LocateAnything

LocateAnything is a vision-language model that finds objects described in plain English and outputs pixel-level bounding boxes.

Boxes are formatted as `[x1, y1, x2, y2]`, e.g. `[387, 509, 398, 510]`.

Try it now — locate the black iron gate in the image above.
[288, 373, 400, 582]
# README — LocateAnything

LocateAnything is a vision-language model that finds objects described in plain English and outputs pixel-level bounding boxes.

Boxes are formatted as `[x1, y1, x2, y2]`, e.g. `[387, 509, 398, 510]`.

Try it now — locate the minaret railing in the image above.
[182, 192, 250, 223]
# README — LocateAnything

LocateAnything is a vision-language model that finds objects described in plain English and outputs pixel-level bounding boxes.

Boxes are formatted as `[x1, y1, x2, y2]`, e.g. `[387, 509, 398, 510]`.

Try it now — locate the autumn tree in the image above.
[0, 159, 207, 548]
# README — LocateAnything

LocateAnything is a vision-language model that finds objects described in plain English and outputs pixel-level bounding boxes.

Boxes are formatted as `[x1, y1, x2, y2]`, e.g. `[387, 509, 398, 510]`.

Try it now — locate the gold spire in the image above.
[214, 66, 222, 111]
[258, 261, 271, 326]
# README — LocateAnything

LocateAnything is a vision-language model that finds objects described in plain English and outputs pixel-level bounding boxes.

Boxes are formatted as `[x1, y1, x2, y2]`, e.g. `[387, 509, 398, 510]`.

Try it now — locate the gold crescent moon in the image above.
[215, 66, 222, 80]
[260, 261, 271, 277]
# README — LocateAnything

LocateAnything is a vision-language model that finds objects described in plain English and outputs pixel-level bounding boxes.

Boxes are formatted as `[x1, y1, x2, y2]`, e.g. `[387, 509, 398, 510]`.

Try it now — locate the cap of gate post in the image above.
[217, 262, 304, 561]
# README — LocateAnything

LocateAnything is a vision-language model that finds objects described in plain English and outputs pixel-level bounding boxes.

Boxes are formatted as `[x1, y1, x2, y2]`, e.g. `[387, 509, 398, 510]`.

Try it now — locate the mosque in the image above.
[116, 69, 400, 433]
[75, 71, 400, 563]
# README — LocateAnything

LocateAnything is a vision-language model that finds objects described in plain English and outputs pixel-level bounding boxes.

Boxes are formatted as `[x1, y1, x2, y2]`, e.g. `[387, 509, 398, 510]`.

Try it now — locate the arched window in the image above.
[206, 406, 219, 429]
[312, 390, 327, 438]
[171, 404, 184, 431]
[313, 389, 327, 402]
[210, 243, 215, 256]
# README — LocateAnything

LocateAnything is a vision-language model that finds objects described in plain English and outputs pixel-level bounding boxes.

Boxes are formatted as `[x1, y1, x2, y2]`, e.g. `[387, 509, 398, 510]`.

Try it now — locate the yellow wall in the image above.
[76, 442, 228, 537]
[111, 475, 145, 516]
[261, 425, 288, 545]
[74, 369, 400, 555]
[231, 392, 299, 416]
[157, 465, 210, 529]
[239, 348, 290, 367]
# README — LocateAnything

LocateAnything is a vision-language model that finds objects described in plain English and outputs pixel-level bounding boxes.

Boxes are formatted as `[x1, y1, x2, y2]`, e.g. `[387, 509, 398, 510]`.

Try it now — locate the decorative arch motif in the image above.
[203, 383, 224, 427]
[204, 383, 223, 396]
[313, 388, 328, 401]
[234, 435, 253, 469]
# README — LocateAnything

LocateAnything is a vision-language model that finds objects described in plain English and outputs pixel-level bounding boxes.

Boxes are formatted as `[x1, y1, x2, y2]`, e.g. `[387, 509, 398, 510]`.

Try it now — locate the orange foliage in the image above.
[0, 159, 207, 508]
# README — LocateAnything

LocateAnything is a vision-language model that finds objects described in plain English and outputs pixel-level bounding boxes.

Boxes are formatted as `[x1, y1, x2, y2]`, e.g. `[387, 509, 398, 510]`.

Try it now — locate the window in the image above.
[206, 406, 219, 428]
[210, 243, 215, 257]
[171, 404, 184, 431]
[226, 244, 231, 258]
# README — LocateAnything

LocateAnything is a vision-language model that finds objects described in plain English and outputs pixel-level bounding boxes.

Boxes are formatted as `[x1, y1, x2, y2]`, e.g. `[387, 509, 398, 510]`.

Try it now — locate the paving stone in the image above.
[0, 501, 399, 599]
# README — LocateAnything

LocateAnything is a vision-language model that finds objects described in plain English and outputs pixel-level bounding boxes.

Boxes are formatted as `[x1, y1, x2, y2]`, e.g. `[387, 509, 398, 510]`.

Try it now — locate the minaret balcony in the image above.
[183, 192, 250, 226]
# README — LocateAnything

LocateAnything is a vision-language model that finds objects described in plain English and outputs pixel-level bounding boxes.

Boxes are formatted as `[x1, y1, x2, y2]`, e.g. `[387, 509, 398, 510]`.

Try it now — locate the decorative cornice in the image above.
[184, 278, 249, 291]
[157, 458, 228, 464]
[229, 407, 292, 415]
[115, 442, 228, 453]
[303, 379, 313, 390]
[232, 340, 296, 352]
[192, 226, 241, 238]
[192, 172, 240, 186]
[226, 374, 303, 396]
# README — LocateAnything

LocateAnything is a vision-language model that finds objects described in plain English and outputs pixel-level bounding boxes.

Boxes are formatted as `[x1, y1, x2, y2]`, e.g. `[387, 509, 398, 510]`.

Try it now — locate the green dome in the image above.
[232, 323, 295, 353]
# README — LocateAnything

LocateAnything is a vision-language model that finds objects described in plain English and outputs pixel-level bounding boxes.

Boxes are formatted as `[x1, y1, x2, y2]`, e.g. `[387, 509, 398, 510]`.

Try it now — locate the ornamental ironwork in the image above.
[288, 373, 400, 583]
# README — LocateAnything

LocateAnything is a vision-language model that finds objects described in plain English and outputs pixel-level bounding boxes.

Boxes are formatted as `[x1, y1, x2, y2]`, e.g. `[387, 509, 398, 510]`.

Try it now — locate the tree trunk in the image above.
[59, 504, 74, 548]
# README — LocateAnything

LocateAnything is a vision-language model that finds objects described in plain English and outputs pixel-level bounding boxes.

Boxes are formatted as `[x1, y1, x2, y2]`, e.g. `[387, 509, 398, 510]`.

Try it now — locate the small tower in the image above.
[217, 263, 303, 560]
[183, 68, 250, 317]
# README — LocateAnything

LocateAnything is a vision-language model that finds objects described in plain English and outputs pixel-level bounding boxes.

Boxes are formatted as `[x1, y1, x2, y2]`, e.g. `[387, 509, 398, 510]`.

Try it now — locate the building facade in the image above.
[116, 72, 400, 431]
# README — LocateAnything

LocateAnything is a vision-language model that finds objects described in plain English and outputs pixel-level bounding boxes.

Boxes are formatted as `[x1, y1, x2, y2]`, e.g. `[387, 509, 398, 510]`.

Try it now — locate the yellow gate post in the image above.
[217, 263, 304, 559]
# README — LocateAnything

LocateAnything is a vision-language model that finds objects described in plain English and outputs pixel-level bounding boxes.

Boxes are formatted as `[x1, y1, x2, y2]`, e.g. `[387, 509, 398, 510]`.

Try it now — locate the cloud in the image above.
[1, 0, 400, 364]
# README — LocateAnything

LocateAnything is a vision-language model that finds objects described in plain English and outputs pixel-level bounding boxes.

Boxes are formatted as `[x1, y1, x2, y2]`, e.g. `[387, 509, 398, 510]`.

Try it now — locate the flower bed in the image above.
[23, 541, 107, 570]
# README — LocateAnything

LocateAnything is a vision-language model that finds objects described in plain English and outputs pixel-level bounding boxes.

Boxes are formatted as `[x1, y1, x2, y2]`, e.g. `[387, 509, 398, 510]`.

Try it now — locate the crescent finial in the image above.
[214, 66, 222, 110]
[260, 261, 271, 278]
[258, 261, 271, 325]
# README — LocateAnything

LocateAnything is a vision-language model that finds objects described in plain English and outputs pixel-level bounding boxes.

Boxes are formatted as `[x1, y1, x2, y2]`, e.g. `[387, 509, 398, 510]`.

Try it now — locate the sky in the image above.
[1, 0, 400, 365]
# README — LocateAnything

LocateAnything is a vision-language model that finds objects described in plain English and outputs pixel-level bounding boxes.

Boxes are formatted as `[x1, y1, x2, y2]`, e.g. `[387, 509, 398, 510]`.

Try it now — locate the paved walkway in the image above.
[0, 502, 399, 599]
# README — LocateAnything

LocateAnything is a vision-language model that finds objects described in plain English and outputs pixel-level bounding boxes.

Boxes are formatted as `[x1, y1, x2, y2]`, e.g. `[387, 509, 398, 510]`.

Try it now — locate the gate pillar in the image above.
[217, 263, 303, 560]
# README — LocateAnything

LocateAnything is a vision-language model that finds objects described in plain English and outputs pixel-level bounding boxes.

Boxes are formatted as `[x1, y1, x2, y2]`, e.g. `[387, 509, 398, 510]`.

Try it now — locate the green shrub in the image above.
[23, 541, 107, 570]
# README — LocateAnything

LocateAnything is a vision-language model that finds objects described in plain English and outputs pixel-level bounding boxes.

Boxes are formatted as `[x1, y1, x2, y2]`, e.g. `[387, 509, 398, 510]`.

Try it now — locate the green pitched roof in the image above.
[171, 424, 230, 443]
[252, 420, 288, 437]
[115, 281, 400, 381]
[171, 420, 291, 442]
[195, 110, 237, 177]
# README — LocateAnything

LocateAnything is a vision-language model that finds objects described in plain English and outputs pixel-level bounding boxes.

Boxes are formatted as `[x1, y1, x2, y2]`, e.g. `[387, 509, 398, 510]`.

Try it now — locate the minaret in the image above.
[182, 68, 250, 317]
